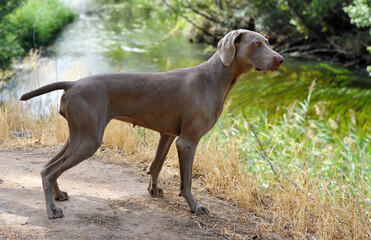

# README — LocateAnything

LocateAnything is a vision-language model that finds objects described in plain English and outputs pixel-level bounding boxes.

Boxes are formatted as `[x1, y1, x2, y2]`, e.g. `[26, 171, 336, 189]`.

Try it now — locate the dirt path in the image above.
[0, 148, 251, 239]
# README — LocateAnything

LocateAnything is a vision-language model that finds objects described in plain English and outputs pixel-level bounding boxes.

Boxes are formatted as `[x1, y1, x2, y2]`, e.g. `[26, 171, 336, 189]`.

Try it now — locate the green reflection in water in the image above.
[228, 57, 371, 134]
[95, 0, 209, 72]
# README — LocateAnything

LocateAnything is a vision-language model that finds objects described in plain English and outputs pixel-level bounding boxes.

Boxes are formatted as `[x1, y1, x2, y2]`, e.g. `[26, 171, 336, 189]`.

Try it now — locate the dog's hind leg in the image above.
[147, 134, 176, 197]
[41, 134, 102, 218]
[41, 97, 106, 218]
[44, 138, 69, 167]
[44, 139, 70, 201]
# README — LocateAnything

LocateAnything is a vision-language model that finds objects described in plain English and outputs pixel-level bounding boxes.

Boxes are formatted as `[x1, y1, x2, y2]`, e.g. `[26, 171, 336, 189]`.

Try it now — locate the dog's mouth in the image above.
[270, 65, 281, 71]
[255, 65, 281, 72]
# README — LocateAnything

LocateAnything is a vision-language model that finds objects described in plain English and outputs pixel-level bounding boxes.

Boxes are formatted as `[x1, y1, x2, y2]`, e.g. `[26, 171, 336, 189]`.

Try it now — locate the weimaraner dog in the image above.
[20, 29, 284, 219]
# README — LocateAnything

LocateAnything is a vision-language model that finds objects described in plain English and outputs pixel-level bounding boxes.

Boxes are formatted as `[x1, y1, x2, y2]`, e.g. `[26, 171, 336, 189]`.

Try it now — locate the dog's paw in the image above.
[54, 191, 70, 201]
[47, 207, 64, 219]
[192, 204, 209, 215]
[148, 186, 164, 198]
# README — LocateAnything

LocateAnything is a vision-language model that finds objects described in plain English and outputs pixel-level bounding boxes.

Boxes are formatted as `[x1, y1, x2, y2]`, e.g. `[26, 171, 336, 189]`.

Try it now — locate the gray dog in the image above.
[20, 29, 284, 219]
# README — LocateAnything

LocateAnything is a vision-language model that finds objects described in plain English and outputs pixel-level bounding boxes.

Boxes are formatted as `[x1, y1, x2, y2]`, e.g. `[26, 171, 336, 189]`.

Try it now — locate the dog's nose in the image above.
[274, 55, 284, 64]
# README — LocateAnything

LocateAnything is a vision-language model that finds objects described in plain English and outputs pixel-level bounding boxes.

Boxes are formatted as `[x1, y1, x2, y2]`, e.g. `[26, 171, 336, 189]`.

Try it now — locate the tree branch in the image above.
[161, 0, 215, 40]
[184, 0, 219, 23]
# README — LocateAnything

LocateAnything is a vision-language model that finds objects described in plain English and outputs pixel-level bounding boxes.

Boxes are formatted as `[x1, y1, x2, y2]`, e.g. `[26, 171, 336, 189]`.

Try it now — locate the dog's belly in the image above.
[114, 116, 181, 136]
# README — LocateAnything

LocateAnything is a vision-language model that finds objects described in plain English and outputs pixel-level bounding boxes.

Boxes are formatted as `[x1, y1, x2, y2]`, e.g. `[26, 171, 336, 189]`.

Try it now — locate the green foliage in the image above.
[7, 0, 77, 49]
[244, 0, 348, 38]
[344, 0, 371, 73]
[0, 0, 23, 20]
[344, 0, 371, 30]
[286, 0, 344, 34]
[0, 28, 23, 67]
[161, 0, 258, 43]
[0, 0, 24, 67]
[0, 0, 76, 70]
[162, 0, 355, 37]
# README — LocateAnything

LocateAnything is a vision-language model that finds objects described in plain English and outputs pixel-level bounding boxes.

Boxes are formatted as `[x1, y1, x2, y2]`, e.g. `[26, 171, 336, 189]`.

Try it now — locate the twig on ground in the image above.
[247, 122, 313, 199]
[248, 122, 277, 177]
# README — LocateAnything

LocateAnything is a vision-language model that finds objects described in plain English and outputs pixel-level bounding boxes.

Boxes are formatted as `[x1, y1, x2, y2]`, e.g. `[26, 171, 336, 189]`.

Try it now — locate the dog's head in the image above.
[217, 29, 284, 72]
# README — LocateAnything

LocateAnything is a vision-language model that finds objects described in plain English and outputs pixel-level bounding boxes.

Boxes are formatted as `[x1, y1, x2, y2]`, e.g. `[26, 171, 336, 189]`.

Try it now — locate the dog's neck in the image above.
[202, 51, 252, 104]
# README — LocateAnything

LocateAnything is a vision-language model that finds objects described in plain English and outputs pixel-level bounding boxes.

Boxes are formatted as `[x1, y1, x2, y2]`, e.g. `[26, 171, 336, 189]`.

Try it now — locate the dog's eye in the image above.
[253, 41, 262, 47]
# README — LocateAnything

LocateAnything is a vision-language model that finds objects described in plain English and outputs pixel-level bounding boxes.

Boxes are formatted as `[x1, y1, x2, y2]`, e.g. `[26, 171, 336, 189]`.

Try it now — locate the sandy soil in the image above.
[0, 147, 255, 240]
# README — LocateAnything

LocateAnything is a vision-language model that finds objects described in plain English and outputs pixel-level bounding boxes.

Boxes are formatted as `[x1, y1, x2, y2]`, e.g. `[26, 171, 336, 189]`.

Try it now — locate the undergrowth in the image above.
[1, 82, 369, 239]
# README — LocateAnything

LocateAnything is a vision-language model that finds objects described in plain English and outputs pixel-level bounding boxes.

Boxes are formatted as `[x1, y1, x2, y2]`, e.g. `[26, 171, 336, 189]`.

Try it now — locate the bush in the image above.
[344, 0, 371, 73]
[0, 0, 76, 69]
[7, 0, 76, 49]
[0, 30, 23, 67]
[0, 0, 23, 19]
[0, 0, 24, 66]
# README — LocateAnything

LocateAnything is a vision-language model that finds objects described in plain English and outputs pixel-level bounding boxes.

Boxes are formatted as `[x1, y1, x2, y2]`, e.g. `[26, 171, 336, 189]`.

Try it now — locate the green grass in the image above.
[208, 80, 370, 203]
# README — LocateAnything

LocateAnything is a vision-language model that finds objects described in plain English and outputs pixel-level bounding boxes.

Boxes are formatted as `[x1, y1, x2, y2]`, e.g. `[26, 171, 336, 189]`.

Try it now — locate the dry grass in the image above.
[1, 100, 370, 239]
[195, 133, 370, 239]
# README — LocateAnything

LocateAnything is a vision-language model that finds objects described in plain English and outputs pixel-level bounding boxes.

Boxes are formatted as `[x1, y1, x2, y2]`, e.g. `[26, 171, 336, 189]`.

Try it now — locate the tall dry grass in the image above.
[1, 98, 369, 239]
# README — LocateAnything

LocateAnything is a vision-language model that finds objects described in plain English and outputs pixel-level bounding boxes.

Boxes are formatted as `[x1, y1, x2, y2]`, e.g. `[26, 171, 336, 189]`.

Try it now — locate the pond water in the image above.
[1, 0, 370, 133]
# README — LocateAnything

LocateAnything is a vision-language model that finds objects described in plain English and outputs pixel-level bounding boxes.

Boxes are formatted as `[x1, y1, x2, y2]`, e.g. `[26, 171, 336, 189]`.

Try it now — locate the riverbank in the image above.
[0, 0, 76, 80]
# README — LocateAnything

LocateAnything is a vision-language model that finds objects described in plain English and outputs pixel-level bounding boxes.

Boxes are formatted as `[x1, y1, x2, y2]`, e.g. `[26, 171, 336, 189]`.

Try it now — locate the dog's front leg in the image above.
[148, 134, 176, 197]
[176, 138, 209, 215]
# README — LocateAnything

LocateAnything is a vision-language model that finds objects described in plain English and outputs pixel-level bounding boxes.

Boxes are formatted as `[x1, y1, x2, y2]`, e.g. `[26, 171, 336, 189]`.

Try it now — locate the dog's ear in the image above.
[217, 30, 242, 67]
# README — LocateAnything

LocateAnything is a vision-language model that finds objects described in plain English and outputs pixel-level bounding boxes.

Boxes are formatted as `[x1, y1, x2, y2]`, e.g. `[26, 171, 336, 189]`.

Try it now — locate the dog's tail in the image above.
[20, 81, 75, 101]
